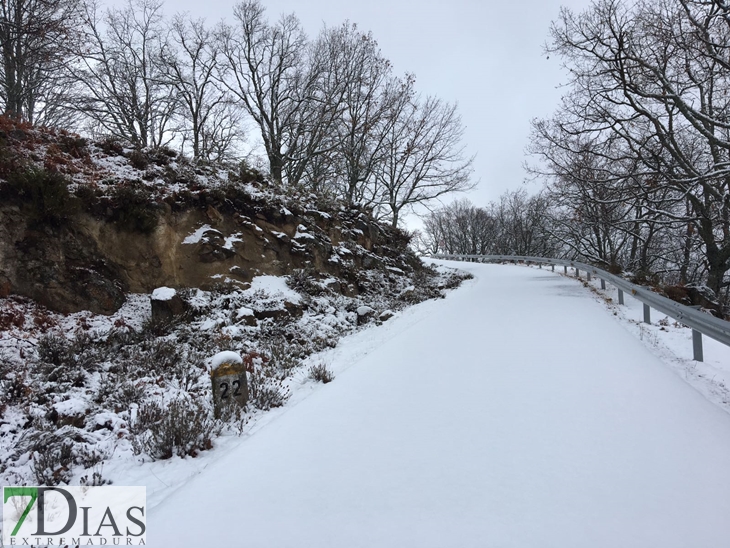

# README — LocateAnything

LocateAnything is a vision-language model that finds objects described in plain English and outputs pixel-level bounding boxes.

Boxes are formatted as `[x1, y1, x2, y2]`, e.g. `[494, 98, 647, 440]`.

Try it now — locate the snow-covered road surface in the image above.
[151, 262, 730, 547]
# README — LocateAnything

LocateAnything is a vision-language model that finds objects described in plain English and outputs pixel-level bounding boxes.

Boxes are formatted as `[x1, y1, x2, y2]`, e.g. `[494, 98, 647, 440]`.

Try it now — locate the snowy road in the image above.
[151, 262, 730, 547]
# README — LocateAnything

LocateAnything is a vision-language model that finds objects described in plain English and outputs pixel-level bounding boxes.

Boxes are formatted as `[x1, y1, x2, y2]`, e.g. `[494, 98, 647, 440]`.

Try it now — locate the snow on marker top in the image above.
[211, 351, 243, 372]
[151, 287, 176, 301]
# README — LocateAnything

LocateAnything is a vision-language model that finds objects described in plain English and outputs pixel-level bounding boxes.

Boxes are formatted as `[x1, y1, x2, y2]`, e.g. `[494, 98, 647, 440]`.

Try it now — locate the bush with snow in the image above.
[0, 263, 470, 486]
[308, 363, 334, 384]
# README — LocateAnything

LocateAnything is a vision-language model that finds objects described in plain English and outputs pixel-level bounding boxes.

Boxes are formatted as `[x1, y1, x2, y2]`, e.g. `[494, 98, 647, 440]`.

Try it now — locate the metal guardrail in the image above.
[433, 254, 730, 362]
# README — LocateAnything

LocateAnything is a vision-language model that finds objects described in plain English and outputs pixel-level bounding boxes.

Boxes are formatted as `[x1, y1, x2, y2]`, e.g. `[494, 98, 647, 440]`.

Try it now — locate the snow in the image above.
[151, 261, 730, 547]
[356, 305, 375, 316]
[294, 224, 315, 240]
[182, 224, 212, 244]
[198, 317, 218, 331]
[379, 309, 395, 321]
[236, 306, 254, 318]
[552, 264, 730, 409]
[245, 275, 302, 304]
[223, 234, 242, 250]
[52, 398, 87, 416]
[151, 287, 176, 301]
[210, 351, 243, 371]
[270, 230, 289, 240]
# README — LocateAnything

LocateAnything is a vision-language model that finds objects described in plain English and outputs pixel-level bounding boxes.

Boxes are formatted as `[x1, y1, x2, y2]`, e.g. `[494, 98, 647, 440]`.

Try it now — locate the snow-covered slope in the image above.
[150, 261, 730, 547]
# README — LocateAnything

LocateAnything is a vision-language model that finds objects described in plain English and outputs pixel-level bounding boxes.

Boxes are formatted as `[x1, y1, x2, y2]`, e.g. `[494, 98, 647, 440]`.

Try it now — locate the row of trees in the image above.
[0, 0, 474, 226]
[417, 191, 558, 258]
[526, 0, 730, 299]
[424, 0, 729, 303]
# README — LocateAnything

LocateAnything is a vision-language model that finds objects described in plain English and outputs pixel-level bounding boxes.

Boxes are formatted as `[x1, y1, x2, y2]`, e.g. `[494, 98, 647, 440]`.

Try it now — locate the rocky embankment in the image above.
[0, 118, 421, 314]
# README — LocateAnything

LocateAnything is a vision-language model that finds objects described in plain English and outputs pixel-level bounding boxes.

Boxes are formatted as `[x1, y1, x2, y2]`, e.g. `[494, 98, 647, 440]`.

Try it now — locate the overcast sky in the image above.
[155, 0, 592, 210]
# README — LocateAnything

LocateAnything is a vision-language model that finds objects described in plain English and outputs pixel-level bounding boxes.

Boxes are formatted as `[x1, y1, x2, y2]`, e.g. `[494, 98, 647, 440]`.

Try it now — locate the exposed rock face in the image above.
[0, 198, 417, 314]
[0, 119, 420, 314]
[0, 205, 127, 314]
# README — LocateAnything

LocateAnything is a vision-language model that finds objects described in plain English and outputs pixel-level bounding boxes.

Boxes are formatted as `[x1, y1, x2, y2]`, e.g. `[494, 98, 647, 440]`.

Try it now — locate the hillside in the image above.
[0, 118, 469, 491]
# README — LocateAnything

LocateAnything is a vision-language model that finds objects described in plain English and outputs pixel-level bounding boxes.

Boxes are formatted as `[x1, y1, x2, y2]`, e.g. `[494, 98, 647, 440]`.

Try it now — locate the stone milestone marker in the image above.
[210, 351, 248, 419]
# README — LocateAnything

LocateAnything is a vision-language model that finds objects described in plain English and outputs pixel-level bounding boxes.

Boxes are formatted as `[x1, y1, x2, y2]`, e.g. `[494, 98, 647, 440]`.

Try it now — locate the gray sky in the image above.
[162, 0, 591, 209]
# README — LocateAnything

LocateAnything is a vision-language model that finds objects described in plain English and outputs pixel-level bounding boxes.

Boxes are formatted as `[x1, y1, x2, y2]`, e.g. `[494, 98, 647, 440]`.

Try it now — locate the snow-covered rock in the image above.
[151, 287, 185, 323]
[356, 305, 376, 325]
[379, 310, 395, 322]
[151, 287, 177, 301]
[182, 224, 213, 245]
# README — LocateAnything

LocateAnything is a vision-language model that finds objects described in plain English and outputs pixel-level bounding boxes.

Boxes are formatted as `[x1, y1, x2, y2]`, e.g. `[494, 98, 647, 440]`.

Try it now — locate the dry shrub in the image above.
[308, 363, 334, 384]
[107, 184, 159, 234]
[244, 352, 290, 410]
[0, 305, 25, 330]
[32, 438, 74, 486]
[288, 269, 325, 296]
[4, 167, 77, 227]
[128, 149, 149, 170]
[58, 134, 88, 159]
[130, 397, 217, 460]
[98, 136, 124, 156]
[32, 309, 57, 331]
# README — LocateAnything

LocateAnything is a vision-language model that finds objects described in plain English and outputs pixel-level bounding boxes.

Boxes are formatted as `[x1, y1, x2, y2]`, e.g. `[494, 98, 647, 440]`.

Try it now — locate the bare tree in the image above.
[491, 190, 556, 256]
[279, 25, 351, 188]
[0, 0, 82, 124]
[161, 14, 241, 162]
[218, 1, 308, 184]
[422, 192, 557, 257]
[316, 23, 394, 206]
[529, 0, 730, 297]
[377, 93, 475, 228]
[220, 2, 379, 187]
[422, 199, 496, 255]
[74, 0, 177, 147]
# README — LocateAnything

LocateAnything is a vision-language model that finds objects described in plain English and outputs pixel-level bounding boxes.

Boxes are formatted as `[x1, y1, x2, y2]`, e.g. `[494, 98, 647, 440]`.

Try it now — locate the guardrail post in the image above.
[693, 330, 704, 362]
[576, 268, 580, 278]
[587, 272, 592, 281]
[600, 279, 606, 290]
[551, 265, 555, 272]
[643, 304, 651, 324]
[618, 289, 624, 305]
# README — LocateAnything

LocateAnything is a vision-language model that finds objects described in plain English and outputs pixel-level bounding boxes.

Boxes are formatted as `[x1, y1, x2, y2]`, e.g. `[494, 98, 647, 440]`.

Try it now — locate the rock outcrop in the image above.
[0, 121, 420, 314]
[0, 199, 415, 314]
